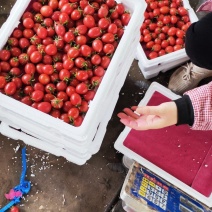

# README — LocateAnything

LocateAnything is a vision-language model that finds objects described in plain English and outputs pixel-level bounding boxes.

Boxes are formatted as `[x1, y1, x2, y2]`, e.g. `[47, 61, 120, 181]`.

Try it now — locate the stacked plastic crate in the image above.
[136, 0, 199, 79]
[0, 0, 146, 165]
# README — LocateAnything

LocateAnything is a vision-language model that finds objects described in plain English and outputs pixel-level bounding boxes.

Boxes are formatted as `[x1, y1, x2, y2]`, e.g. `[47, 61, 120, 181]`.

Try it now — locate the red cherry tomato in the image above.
[37, 102, 52, 113]
[45, 44, 57, 55]
[4, 82, 17, 95]
[75, 82, 88, 94]
[79, 100, 89, 113]
[178, 7, 188, 16]
[30, 51, 42, 63]
[83, 90, 96, 101]
[70, 93, 82, 106]
[160, 6, 170, 14]
[51, 97, 63, 109]
[37, 26, 48, 39]
[39, 74, 51, 85]
[0, 49, 11, 61]
[92, 39, 103, 52]
[121, 13, 131, 26]
[68, 107, 80, 119]
[54, 22, 66, 36]
[84, 5, 95, 15]
[72, 115, 83, 127]
[31, 90, 44, 102]
[102, 33, 115, 43]
[148, 51, 158, 59]
[10, 206, 20, 212]
[0, 76, 6, 88]
[88, 27, 102, 38]
[71, 9, 82, 21]
[23, 18, 34, 29]
[83, 15, 96, 28]
[40, 5, 53, 17]
[80, 45, 92, 57]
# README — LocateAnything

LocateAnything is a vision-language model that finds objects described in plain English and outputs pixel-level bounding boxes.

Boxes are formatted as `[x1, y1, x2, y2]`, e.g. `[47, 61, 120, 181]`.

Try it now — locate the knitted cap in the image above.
[185, 13, 212, 70]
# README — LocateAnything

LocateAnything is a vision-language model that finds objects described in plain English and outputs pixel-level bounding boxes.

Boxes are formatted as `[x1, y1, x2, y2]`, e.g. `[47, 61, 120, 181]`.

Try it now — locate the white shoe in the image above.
[168, 62, 212, 94]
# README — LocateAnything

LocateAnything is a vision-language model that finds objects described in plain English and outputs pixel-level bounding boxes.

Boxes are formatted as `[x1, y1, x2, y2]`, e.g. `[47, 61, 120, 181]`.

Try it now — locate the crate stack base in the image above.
[0, 0, 147, 165]
[136, 0, 199, 79]
[114, 82, 212, 211]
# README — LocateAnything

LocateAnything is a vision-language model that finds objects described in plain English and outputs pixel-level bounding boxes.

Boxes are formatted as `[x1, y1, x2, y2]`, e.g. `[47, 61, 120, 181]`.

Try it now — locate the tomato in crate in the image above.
[0, 0, 146, 164]
[136, 0, 198, 79]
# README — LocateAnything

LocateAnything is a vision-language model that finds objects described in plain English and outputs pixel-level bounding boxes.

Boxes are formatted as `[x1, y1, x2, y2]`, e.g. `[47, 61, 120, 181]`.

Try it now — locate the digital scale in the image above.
[121, 162, 211, 212]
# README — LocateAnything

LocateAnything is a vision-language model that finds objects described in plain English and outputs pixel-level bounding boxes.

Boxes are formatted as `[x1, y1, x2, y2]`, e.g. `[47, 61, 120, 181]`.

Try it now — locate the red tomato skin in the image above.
[148, 51, 158, 59]
[0, 50, 11, 61]
[45, 44, 57, 55]
[92, 39, 103, 52]
[50, 109, 61, 118]
[60, 113, 70, 123]
[75, 82, 88, 94]
[102, 33, 115, 43]
[10, 205, 20, 212]
[37, 102, 52, 113]
[40, 5, 53, 17]
[39, 74, 51, 85]
[121, 13, 131, 26]
[51, 98, 63, 109]
[54, 22, 66, 36]
[37, 26, 48, 39]
[0, 76, 6, 88]
[30, 51, 42, 63]
[4, 82, 17, 95]
[100, 56, 110, 69]
[70, 93, 82, 106]
[68, 107, 79, 119]
[72, 115, 83, 127]
[31, 90, 44, 102]
[88, 27, 102, 38]
[83, 15, 96, 28]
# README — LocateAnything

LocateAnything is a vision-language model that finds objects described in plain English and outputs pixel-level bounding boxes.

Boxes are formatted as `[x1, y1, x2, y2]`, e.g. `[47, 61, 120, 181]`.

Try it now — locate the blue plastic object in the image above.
[0, 147, 31, 212]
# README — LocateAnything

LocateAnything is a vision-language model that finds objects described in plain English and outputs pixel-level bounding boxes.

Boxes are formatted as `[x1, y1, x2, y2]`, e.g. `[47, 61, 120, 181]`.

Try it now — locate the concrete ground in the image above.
[0, 0, 204, 212]
[1, 58, 155, 212]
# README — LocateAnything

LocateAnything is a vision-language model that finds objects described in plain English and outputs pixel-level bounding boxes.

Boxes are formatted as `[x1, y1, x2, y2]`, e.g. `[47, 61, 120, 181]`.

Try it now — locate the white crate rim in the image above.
[136, 0, 199, 79]
[0, 0, 145, 140]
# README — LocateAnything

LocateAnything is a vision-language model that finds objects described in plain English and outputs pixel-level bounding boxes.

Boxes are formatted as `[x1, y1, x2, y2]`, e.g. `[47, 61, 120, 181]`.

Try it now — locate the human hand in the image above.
[117, 102, 178, 130]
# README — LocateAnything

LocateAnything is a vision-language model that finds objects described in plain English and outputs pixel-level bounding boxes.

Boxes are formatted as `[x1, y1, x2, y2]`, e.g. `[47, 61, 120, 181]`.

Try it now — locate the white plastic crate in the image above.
[136, 0, 199, 79]
[114, 82, 212, 208]
[0, 29, 139, 157]
[0, 42, 136, 165]
[0, 121, 89, 165]
[0, 0, 147, 164]
[0, 78, 121, 165]
[137, 47, 191, 79]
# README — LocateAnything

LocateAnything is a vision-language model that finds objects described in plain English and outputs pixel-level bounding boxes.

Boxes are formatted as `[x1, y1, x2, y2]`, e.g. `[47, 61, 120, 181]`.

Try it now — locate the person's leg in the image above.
[168, 13, 212, 95]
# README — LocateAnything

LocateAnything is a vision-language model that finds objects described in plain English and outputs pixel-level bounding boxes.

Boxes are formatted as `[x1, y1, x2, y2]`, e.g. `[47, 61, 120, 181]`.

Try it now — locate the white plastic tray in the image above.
[114, 82, 212, 207]
[0, 0, 147, 163]
[0, 77, 121, 166]
[136, 0, 199, 79]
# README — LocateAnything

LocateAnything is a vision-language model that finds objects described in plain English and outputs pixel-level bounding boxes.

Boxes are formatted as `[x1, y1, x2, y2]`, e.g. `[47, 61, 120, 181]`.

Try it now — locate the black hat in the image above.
[185, 12, 212, 70]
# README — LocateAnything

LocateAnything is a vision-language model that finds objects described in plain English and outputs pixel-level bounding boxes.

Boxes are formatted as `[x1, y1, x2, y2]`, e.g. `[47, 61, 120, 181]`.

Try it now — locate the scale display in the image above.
[124, 162, 212, 212]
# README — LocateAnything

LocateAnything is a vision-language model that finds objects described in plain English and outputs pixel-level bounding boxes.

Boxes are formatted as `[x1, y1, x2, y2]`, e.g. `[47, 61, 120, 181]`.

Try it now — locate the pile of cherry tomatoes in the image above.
[140, 0, 191, 59]
[0, 0, 130, 126]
